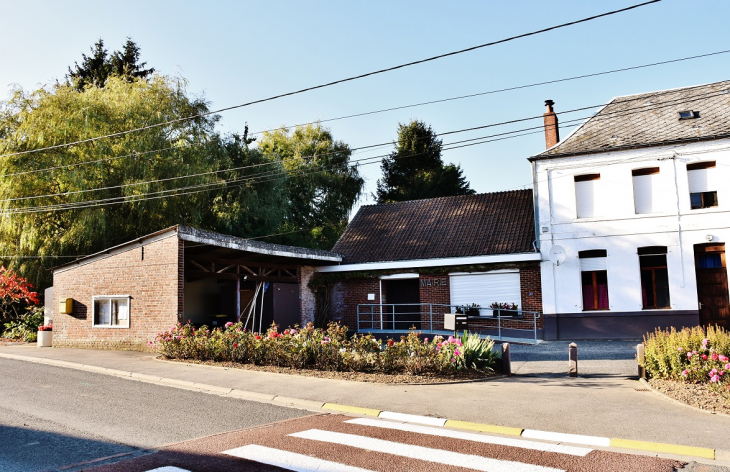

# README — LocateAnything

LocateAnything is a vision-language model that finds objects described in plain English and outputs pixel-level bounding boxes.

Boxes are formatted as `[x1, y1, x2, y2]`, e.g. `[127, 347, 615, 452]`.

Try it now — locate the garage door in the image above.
[449, 270, 521, 315]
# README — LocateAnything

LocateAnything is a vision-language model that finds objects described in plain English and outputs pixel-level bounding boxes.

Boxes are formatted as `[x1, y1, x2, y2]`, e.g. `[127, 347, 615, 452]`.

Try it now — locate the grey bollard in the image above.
[501, 343, 511, 376]
[636, 343, 646, 379]
[569, 342, 578, 377]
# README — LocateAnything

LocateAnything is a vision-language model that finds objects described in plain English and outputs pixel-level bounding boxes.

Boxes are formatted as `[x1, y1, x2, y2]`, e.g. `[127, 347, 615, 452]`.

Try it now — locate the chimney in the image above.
[543, 99, 560, 149]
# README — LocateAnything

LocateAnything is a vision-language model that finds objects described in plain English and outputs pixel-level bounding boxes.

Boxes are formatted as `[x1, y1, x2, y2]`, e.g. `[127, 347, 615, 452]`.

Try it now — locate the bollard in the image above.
[501, 343, 511, 376]
[569, 342, 578, 377]
[636, 343, 646, 379]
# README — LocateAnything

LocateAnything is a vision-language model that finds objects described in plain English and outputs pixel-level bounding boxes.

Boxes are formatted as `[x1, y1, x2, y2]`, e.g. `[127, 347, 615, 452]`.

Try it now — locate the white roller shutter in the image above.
[580, 257, 607, 271]
[688, 168, 715, 193]
[633, 173, 661, 214]
[449, 271, 521, 315]
[575, 180, 597, 218]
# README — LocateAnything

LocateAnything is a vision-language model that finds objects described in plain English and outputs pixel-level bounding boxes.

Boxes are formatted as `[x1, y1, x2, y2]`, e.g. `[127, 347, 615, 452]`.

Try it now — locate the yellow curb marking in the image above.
[610, 438, 714, 460]
[444, 419, 523, 437]
[323, 403, 381, 417]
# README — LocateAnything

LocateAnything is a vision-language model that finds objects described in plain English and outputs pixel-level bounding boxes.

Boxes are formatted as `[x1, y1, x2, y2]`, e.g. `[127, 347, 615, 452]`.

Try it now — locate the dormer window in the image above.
[678, 110, 700, 120]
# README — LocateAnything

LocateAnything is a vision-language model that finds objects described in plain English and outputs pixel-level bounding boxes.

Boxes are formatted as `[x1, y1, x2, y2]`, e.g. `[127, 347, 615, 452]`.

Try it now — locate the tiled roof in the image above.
[532, 79, 730, 159]
[332, 191, 535, 264]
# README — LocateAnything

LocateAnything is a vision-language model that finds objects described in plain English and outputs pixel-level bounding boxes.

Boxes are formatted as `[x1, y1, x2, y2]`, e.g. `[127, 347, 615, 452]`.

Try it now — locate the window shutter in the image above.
[688, 168, 715, 193]
[633, 173, 660, 214]
[450, 272, 521, 314]
[575, 180, 596, 218]
[580, 257, 607, 271]
[117, 299, 129, 321]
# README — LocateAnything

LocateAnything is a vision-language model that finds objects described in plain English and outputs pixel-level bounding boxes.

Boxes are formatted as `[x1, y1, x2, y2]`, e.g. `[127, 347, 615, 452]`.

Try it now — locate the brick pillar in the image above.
[543, 100, 560, 149]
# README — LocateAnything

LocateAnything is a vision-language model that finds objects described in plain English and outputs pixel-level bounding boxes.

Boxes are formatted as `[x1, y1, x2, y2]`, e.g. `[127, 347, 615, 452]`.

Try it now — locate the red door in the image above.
[694, 244, 729, 330]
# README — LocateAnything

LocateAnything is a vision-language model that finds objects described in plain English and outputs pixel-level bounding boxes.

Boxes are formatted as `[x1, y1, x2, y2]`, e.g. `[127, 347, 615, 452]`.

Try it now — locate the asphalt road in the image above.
[0, 358, 308, 472]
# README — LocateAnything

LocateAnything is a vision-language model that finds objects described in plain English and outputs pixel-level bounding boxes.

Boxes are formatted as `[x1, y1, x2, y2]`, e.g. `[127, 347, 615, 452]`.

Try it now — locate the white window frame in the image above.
[449, 270, 521, 317]
[92, 295, 131, 329]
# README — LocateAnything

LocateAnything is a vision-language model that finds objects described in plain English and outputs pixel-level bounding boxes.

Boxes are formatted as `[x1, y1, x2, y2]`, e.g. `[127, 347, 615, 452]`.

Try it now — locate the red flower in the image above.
[232, 343, 238, 348]
[387, 340, 394, 347]
[255, 335, 261, 340]
[702, 354, 708, 361]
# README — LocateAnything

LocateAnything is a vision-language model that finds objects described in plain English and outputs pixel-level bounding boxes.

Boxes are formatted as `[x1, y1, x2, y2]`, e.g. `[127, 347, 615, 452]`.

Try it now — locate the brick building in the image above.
[317, 190, 544, 341]
[51, 226, 340, 350]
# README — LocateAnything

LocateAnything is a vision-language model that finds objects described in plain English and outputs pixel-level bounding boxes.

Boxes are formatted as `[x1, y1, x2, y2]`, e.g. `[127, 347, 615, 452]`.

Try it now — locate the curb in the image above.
[0, 351, 724, 462]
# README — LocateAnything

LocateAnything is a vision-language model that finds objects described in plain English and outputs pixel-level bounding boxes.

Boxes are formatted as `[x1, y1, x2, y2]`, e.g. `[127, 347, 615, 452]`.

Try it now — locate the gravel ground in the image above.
[648, 378, 730, 415]
[161, 357, 499, 384]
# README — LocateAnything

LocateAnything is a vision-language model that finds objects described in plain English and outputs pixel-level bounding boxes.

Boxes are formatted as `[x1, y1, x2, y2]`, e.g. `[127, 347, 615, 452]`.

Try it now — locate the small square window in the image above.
[690, 191, 718, 209]
[93, 296, 130, 328]
[679, 110, 700, 120]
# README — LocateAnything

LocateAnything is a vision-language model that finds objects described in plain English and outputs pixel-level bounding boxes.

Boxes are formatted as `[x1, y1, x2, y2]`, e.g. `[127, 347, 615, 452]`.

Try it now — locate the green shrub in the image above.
[2, 306, 44, 342]
[152, 322, 497, 375]
[641, 326, 730, 401]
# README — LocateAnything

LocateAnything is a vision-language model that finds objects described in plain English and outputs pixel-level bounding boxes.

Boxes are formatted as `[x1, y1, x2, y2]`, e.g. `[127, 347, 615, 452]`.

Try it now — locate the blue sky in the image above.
[2, 0, 729, 215]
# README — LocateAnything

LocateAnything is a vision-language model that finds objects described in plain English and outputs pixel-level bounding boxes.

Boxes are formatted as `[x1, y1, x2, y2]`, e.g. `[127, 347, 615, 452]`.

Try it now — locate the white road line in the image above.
[521, 429, 611, 447]
[289, 429, 565, 472]
[378, 411, 447, 427]
[143, 467, 191, 472]
[222, 444, 375, 472]
[346, 417, 593, 457]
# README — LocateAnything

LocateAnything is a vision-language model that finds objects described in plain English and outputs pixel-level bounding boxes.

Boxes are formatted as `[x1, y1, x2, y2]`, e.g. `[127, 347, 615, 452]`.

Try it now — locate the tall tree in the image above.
[67, 38, 154, 91]
[258, 124, 364, 250]
[375, 120, 474, 203]
[0, 76, 225, 287]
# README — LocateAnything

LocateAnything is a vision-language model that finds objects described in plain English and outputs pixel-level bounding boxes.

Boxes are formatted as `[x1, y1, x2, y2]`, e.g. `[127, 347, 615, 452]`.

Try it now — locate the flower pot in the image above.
[37, 331, 52, 348]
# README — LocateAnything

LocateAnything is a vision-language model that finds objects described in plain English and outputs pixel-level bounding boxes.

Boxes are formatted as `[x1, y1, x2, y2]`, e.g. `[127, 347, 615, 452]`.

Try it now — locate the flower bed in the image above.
[152, 322, 499, 376]
[640, 326, 730, 405]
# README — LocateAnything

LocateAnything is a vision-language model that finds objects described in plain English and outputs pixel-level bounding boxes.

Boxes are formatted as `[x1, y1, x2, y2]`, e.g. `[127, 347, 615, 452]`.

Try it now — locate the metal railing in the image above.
[356, 303, 542, 344]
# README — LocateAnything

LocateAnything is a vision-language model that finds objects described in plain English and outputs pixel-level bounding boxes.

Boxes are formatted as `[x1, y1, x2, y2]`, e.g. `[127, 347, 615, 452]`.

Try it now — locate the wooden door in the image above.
[694, 244, 729, 330]
[384, 279, 421, 330]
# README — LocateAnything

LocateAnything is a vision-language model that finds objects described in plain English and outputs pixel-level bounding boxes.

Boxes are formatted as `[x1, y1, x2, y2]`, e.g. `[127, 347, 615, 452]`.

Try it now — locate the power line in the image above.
[4, 85, 723, 205]
[5, 46, 725, 179]
[0, 0, 661, 160]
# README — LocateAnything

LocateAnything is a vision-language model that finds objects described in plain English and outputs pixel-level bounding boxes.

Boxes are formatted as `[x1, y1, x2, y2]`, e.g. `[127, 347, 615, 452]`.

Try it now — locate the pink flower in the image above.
[424, 338, 429, 343]
[712, 352, 719, 361]
[290, 329, 297, 335]
[454, 349, 461, 356]
[725, 363, 730, 370]
[225, 322, 234, 328]
[710, 368, 718, 376]
[677, 347, 684, 352]
[451, 358, 456, 363]
[447, 336, 455, 343]
[710, 375, 720, 383]
[719, 355, 728, 362]
[702, 338, 709, 347]
[687, 352, 693, 359]
[682, 369, 689, 377]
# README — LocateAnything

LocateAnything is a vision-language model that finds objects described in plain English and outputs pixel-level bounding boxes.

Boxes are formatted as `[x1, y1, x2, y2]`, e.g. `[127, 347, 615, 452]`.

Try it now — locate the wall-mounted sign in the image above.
[421, 278, 447, 288]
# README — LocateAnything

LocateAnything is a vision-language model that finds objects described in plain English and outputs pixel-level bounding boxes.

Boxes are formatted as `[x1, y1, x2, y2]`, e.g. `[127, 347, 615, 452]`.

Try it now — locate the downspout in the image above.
[671, 154, 686, 288]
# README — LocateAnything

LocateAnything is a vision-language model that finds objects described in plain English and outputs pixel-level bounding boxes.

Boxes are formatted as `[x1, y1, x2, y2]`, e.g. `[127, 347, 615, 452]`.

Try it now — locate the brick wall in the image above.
[299, 266, 316, 325]
[327, 262, 544, 333]
[52, 234, 181, 351]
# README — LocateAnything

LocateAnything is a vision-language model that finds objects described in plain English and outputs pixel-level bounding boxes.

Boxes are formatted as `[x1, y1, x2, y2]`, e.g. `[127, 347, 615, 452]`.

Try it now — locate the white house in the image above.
[531, 80, 730, 340]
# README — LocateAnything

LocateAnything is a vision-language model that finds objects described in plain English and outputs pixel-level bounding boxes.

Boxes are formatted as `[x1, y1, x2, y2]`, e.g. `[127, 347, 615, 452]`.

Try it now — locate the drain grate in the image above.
[634, 388, 650, 392]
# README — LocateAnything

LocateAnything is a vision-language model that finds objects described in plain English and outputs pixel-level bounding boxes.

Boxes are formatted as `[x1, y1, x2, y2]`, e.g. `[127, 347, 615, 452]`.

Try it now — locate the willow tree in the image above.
[257, 124, 364, 250]
[0, 76, 222, 287]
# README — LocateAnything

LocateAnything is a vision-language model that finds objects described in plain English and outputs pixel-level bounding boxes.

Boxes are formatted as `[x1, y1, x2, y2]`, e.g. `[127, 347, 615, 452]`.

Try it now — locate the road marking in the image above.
[322, 402, 380, 416]
[289, 429, 565, 472]
[143, 467, 191, 472]
[522, 429, 610, 447]
[223, 444, 375, 472]
[346, 418, 593, 456]
[444, 419, 524, 436]
[378, 410, 446, 426]
[610, 438, 715, 460]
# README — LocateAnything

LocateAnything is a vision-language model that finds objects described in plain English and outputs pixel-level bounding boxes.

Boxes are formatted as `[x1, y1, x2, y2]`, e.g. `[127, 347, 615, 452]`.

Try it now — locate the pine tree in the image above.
[375, 120, 475, 203]
[67, 38, 154, 91]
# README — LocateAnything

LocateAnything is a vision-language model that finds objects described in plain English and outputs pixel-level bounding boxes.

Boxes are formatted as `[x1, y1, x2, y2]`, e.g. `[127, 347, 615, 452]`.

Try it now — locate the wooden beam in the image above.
[188, 260, 209, 272]
[186, 270, 298, 283]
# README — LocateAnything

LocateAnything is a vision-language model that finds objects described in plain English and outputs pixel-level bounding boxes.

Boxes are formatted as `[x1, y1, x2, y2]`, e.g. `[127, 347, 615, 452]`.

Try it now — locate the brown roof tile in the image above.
[333, 191, 536, 264]
[532, 79, 730, 159]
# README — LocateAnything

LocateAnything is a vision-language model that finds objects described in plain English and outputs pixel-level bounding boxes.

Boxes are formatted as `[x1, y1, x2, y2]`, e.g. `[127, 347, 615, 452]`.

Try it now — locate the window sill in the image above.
[92, 325, 130, 329]
[642, 306, 671, 310]
[582, 309, 610, 312]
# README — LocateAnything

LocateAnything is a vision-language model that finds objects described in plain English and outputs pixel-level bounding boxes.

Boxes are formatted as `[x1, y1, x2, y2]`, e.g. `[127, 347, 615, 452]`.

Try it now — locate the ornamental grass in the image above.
[152, 322, 498, 375]
[641, 325, 730, 402]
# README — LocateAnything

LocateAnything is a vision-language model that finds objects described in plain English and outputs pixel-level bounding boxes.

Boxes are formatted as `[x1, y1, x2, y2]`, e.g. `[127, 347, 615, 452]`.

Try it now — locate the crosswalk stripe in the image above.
[289, 429, 566, 472]
[377, 411, 447, 426]
[222, 444, 376, 472]
[345, 418, 593, 457]
[143, 467, 191, 472]
[521, 429, 611, 447]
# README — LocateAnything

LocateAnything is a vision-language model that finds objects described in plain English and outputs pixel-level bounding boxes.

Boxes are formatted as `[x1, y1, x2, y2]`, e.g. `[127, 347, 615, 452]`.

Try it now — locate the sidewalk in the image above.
[1, 341, 728, 453]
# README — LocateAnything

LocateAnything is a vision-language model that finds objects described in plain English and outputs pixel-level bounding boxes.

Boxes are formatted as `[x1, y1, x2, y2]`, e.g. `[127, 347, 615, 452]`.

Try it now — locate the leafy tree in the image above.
[0, 76, 221, 287]
[67, 38, 154, 91]
[375, 120, 474, 203]
[257, 124, 364, 249]
[0, 266, 39, 324]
